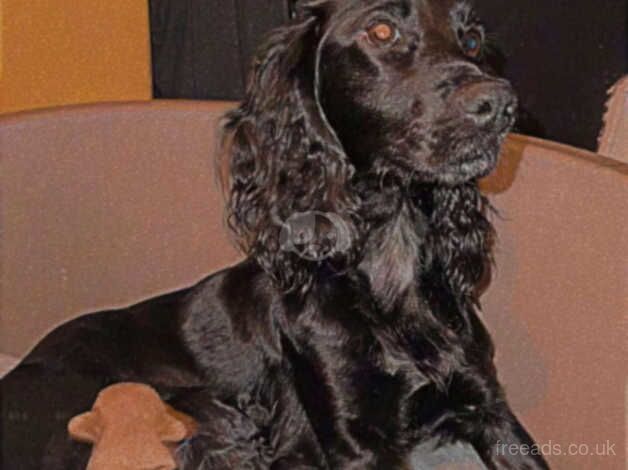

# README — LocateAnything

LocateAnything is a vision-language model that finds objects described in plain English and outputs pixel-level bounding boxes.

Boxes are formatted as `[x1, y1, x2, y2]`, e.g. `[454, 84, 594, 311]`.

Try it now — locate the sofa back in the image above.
[0, 101, 240, 355]
[598, 76, 628, 164]
[481, 135, 627, 470]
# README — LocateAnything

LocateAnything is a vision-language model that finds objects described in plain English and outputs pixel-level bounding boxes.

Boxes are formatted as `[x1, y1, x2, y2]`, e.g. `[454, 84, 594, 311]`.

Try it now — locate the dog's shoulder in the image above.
[180, 259, 284, 396]
[6, 261, 266, 384]
[181, 257, 278, 338]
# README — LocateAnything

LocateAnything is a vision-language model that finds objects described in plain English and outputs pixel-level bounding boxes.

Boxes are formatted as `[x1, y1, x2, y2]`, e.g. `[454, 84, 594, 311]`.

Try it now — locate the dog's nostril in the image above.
[476, 100, 494, 117]
[504, 102, 516, 117]
[464, 94, 499, 124]
[502, 98, 518, 120]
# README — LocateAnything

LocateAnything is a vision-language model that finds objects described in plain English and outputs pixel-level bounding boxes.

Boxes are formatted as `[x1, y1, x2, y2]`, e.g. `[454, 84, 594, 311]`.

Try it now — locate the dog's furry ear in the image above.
[221, 7, 362, 293]
[427, 183, 495, 304]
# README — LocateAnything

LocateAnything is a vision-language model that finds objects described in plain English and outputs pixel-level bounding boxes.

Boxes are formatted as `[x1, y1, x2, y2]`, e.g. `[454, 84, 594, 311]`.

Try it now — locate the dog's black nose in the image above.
[458, 81, 517, 129]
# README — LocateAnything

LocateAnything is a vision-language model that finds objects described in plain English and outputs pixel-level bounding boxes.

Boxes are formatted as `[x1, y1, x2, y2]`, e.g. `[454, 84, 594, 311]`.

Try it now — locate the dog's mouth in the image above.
[457, 152, 498, 178]
[497, 112, 518, 138]
[371, 100, 516, 186]
[423, 123, 509, 184]
[438, 155, 496, 184]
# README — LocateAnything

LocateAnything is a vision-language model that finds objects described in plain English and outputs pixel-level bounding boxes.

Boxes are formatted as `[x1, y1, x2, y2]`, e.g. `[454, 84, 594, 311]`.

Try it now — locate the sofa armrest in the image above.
[0, 353, 18, 378]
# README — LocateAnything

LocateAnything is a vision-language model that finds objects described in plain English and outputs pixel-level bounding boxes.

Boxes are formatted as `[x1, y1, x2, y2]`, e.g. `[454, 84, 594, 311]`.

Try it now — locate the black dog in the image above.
[1, 1, 549, 469]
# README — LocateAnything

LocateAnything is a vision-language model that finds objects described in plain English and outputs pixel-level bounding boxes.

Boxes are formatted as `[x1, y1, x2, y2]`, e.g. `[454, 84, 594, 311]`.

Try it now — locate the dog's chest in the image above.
[374, 329, 431, 398]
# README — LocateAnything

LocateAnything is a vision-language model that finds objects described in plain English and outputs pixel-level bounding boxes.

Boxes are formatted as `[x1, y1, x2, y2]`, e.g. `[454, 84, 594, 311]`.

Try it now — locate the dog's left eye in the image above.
[460, 29, 483, 58]
[367, 22, 399, 45]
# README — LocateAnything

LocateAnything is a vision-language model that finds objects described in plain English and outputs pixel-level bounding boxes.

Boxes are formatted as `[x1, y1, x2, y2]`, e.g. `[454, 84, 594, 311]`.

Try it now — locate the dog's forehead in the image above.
[325, 0, 474, 26]
[301, 0, 472, 13]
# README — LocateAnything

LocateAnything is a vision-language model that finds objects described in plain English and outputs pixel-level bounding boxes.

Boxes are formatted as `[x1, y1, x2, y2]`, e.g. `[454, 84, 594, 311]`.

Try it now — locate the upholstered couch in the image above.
[1, 96, 625, 468]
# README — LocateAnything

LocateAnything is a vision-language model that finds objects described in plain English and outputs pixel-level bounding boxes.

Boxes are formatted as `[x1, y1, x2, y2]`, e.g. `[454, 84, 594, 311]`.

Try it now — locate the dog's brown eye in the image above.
[367, 22, 397, 44]
[461, 29, 483, 58]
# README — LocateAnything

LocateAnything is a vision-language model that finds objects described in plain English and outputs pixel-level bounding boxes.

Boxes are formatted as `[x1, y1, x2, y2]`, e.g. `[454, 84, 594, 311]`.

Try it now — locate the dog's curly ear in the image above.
[427, 183, 495, 304]
[221, 6, 363, 293]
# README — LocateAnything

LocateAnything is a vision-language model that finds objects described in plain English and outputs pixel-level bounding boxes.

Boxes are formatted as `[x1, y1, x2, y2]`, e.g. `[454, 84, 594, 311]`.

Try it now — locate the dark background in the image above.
[149, 0, 627, 151]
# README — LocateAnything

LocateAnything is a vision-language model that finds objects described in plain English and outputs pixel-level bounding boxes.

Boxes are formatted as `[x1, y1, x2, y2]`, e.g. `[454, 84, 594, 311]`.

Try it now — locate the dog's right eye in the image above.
[366, 22, 399, 45]
[460, 29, 483, 59]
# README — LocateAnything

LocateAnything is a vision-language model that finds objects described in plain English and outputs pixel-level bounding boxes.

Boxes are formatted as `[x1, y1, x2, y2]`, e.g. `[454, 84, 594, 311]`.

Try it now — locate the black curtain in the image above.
[149, 0, 291, 100]
[476, 0, 627, 150]
[149, 0, 627, 151]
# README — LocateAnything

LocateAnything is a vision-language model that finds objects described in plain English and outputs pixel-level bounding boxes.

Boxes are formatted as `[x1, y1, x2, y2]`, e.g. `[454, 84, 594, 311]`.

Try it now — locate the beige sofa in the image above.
[0, 99, 626, 469]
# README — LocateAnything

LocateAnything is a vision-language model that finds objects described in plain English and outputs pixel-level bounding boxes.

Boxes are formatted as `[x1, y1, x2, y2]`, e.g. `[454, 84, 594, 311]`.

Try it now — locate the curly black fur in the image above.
[222, 14, 363, 293]
[1, 1, 549, 469]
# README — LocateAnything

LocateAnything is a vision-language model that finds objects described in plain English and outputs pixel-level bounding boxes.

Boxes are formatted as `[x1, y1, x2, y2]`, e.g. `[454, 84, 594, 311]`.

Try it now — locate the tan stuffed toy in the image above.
[68, 383, 197, 470]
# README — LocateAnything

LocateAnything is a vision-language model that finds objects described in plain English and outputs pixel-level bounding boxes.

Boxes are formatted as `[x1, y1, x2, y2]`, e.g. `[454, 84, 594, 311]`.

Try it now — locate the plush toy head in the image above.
[68, 383, 197, 470]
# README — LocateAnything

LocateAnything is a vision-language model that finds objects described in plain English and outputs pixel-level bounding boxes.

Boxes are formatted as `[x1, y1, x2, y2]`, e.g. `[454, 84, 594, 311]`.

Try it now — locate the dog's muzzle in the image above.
[455, 80, 518, 133]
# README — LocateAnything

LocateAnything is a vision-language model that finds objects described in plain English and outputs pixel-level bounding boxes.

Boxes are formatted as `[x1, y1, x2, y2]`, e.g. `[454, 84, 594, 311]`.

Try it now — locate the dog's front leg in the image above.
[283, 335, 395, 469]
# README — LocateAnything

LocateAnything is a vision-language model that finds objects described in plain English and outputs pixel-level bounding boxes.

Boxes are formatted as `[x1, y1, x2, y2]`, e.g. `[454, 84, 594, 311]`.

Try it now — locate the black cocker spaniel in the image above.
[1, 1, 549, 469]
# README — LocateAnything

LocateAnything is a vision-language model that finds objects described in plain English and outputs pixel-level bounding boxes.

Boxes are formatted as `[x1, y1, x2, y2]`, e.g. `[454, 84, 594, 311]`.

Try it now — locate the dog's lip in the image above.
[456, 157, 495, 176]
[455, 144, 499, 166]
[449, 141, 500, 176]
[458, 155, 493, 166]
[497, 116, 517, 136]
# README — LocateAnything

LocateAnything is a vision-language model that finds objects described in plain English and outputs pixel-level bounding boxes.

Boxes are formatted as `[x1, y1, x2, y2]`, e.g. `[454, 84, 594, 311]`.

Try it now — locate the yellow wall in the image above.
[0, 0, 151, 113]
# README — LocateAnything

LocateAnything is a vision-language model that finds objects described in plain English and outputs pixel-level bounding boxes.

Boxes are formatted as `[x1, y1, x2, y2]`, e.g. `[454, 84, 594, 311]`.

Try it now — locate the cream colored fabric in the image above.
[481, 135, 627, 470]
[1, 101, 626, 469]
[0, 101, 240, 357]
[598, 75, 628, 163]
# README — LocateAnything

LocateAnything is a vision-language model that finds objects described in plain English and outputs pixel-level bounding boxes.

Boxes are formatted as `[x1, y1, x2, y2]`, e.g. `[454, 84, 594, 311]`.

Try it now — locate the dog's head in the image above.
[223, 0, 510, 291]
[314, 0, 516, 184]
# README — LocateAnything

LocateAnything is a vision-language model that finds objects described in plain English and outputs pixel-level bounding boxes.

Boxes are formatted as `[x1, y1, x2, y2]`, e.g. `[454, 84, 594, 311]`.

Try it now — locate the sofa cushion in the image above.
[0, 101, 241, 357]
